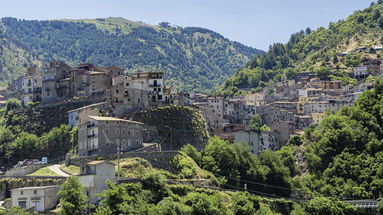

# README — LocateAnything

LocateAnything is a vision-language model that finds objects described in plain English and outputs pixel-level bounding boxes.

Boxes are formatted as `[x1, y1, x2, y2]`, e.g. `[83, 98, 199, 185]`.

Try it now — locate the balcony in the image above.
[87, 123, 95, 128]
[149, 83, 161, 87]
[87, 134, 96, 138]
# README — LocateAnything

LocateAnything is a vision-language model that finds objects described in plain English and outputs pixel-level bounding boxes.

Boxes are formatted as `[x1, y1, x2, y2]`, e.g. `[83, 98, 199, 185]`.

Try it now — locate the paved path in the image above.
[48, 164, 69, 177]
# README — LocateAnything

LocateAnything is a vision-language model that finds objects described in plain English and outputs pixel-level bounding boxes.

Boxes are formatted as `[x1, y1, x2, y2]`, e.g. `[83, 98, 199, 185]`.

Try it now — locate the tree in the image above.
[290, 204, 306, 215]
[232, 192, 258, 215]
[58, 176, 86, 215]
[95, 182, 136, 214]
[305, 27, 312, 35]
[378, 199, 383, 214]
[142, 171, 169, 203]
[249, 114, 265, 132]
[305, 197, 356, 215]
[183, 192, 227, 215]
[315, 66, 331, 80]
[378, 17, 383, 29]
[181, 144, 202, 166]
[0, 207, 33, 215]
[154, 198, 191, 215]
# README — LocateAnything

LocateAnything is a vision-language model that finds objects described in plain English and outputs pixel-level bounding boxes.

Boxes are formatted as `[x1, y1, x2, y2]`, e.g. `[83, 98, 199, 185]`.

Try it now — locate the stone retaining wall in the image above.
[68, 151, 179, 173]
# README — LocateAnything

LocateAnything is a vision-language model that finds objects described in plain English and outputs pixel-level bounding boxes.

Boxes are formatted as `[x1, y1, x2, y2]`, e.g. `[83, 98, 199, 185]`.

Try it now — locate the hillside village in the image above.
[1, 12, 383, 214]
[1, 52, 382, 212]
[1, 49, 382, 154]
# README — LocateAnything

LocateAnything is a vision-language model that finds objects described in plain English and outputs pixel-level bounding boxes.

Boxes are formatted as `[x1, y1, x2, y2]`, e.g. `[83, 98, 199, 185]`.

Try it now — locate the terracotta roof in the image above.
[88, 115, 144, 125]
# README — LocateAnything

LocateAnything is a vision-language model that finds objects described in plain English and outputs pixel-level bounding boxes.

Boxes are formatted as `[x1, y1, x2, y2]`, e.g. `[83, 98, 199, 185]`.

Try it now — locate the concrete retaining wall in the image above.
[4, 164, 47, 176]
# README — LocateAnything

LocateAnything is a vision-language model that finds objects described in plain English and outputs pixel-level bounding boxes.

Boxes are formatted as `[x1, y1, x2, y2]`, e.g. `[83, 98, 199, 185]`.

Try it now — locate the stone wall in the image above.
[68, 151, 179, 173]
[5, 164, 46, 176]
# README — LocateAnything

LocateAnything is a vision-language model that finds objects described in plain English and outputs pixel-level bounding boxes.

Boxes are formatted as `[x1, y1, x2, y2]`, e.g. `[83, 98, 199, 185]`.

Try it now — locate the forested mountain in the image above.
[0, 17, 263, 92]
[217, 1, 383, 97]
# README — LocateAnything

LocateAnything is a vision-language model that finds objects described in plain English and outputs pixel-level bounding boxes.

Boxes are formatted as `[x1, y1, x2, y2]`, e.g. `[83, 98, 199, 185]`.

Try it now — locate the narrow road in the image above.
[48, 164, 69, 177]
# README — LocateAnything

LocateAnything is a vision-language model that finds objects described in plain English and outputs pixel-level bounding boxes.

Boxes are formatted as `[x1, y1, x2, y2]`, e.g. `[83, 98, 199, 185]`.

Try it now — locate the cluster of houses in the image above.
[3, 59, 383, 156]
[5, 61, 185, 114]
[194, 58, 383, 154]
[3, 56, 383, 213]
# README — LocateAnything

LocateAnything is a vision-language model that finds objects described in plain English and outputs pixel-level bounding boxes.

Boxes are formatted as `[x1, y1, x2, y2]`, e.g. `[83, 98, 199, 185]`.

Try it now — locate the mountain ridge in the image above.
[0, 17, 264, 92]
[217, 1, 383, 97]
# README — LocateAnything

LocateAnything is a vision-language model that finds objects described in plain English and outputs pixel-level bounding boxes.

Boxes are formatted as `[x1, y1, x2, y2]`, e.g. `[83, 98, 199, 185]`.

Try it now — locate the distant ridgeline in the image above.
[217, 1, 383, 97]
[0, 17, 263, 92]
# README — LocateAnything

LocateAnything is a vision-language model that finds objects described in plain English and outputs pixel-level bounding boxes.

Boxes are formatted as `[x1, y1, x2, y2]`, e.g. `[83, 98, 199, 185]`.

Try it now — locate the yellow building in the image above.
[311, 113, 327, 125]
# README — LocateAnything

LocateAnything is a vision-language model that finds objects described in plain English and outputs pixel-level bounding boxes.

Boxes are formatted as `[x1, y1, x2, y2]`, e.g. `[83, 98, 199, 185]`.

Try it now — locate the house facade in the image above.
[11, 186, 60, 212]
[78, 116, 144, 156]
[78, 160, 115, 202]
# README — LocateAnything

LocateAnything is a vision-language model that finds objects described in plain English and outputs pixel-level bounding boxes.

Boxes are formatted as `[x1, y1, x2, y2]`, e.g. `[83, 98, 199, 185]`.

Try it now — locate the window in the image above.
[20, 191, 23, 195]
[116, 129, 120, 134]
[33, 190, 37, 195]
[18, 201, 27, 208]
[105, 129, 109, 134]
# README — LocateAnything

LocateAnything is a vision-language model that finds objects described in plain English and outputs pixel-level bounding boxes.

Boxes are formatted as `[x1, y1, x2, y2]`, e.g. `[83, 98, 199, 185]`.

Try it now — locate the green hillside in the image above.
[217, 1, 383, 97]
[0, 17, 263, 93]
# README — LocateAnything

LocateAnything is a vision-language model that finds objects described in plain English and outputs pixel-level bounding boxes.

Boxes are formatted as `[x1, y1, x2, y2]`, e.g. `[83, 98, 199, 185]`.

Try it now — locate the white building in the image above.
[11, 186, 60, 212]
[78, 160, 115, 202]
[234, 130, 276, 154]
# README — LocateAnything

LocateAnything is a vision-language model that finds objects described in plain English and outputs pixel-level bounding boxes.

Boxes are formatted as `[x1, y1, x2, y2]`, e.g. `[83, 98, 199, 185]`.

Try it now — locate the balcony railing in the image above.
[87, 134, 96, 138]
[149, 83, 161, 87]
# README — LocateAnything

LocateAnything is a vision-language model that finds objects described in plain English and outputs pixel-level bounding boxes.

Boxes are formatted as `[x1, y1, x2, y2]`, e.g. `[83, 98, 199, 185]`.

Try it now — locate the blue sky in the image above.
[0, 0, 372, 50]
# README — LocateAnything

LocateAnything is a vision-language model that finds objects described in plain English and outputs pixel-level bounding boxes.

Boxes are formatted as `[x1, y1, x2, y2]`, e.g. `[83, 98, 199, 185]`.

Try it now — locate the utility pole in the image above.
[117, 138, 120, 181]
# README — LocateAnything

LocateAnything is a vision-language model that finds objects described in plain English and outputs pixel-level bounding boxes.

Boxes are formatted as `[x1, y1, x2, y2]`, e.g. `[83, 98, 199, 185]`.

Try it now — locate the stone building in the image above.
[21, 68, 42, 105]
[41, 61, 71, 103]
[106, 75, 150, 115]
[234, 130, 276, 154]
[68, 63, 112, 98]
[11, 186, 60, 212]
[78, 160, 115, 202]
[78, 116, 144, 156]
[67, 102, 107, 127]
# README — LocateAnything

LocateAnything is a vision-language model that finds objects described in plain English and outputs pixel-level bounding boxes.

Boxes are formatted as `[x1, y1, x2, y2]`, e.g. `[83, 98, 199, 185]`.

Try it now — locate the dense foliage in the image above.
[0, 17, 263, 92]
[299, 78, 383, 199]
[58, 176, 87, 215]
[0, 99, 77, 167]
[218, 1, 383, 97]
[182, 137, 294, 197]
[92, 172, 301, 215]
